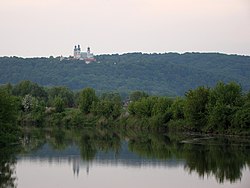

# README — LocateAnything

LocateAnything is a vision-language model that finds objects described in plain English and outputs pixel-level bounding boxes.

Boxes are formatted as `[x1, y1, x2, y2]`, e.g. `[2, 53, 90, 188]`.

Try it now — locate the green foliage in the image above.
[47, 112, 65, 127]
[170, 97, 185, 119]
[127, 96, 173, 130]
[152, 97, 173, 116]
[79, 88, 98, 114]
[128, 97, 158, 118]
[246, 91, 250, 102]
[20, 95, 46, 126]
[129, 91, 148, 102]
[100, 92, 122, 102]
[0, 89, 20, 145]
[206, 82, 243, 132]
[46, 108, 86, 128]
[120, 83, 248, 133]
[184, 86, 210, 130]
[232, 103, 250, 132]
[91, 100, 118, 119]
[53, 96, 65, 113]
[149, 114, 166, 129]
[30, 100, 46, 125]
[12, 80, 47, 100]
[1, 80, 249, 134]
[0, 83, 13, 95]
[47, 86, 74, 107]
[91, 92, 122, 119]
[208, 82, 243, 107]
[61, 109, 85, 127]
[0, 90, 18, 124]
[206, 103, 233, 132]
[1, 53, 249, 96]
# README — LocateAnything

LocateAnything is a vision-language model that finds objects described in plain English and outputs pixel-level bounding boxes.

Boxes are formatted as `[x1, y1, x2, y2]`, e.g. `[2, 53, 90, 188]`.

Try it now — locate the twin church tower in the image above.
[73, 45, 95, 64]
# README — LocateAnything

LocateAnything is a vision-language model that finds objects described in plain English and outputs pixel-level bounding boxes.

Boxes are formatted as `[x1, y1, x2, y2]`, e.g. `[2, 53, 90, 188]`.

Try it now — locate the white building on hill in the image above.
[73, 45, 96, 64]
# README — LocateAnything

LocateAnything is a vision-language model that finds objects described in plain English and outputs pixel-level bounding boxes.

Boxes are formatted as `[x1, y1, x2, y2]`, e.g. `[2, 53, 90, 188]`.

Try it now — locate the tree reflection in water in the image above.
[183, 140, 250, 183]
[0, 147, 20, 188]
[121, 130, 250, 183]
[10, 127, 250, 185]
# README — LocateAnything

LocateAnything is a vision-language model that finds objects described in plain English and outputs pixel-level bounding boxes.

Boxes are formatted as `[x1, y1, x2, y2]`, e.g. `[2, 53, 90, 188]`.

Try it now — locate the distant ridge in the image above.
[0, 52, 249, 95]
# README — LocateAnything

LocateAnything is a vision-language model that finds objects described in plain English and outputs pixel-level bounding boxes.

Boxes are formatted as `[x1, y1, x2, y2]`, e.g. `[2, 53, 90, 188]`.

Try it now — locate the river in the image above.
[1, 128, 250, 188]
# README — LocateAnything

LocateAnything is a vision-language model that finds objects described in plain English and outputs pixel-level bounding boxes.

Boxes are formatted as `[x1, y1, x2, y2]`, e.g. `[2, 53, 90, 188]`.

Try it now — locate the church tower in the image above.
[76, 45, 81, 59]
[74, 45, 81, 59]
[73, 45, 77, 58]
[87, 47, 91, 58]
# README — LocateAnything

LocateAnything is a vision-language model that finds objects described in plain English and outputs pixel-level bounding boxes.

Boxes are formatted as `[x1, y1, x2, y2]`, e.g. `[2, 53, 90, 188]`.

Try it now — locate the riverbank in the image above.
[1, 81, 250, 146]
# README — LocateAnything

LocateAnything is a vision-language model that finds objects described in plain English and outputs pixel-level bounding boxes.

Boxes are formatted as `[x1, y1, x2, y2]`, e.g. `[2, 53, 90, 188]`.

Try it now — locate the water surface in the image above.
[1, 128, 250, 188]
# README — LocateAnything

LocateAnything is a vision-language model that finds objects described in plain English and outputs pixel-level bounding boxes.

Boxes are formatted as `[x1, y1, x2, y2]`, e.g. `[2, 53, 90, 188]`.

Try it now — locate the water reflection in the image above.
[1, 127, 250, 187]
[126, 132, 250, 183]
[0, 147, 20, 188]
[183, 143, 248, 183]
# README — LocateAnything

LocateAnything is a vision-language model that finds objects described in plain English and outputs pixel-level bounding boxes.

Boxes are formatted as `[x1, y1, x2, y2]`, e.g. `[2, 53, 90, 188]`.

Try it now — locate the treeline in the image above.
[126, 82, 250, 135]
[0, 52, 250, 96]
[0, 80, 125, 146]
[1, 80, 250, 146]
[0, 80, 123, 126]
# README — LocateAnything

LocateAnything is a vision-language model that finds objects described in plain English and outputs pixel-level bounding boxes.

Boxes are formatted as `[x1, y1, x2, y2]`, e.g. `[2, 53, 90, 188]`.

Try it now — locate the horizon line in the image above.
[1, 51, 250, 58]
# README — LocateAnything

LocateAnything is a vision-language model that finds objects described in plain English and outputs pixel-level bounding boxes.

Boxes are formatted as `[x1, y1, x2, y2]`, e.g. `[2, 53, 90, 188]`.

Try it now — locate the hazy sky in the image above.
[0, 0, 249, 57]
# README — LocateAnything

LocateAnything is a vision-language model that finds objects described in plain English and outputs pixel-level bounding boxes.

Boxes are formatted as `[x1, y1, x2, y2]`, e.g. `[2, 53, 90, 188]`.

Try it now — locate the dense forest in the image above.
[0, 52, 250, 95]
[0, 80, 250, 147]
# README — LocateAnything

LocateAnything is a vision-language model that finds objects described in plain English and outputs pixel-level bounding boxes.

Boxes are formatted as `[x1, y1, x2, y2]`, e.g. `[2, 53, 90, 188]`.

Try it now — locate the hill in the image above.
[0, 52, 249, 95]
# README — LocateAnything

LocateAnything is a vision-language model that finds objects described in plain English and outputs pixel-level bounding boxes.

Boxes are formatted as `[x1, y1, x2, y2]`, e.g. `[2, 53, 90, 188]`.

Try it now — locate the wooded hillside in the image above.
[0, 52, 249, 95]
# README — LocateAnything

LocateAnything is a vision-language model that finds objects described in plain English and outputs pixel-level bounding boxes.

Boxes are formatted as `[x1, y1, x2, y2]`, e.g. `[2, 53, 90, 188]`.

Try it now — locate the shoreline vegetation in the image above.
[0, 80, 250, 146]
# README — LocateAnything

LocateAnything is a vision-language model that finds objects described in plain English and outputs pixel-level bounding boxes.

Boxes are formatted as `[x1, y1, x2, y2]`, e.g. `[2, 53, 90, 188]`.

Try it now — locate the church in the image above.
[73, 45, 96, 64]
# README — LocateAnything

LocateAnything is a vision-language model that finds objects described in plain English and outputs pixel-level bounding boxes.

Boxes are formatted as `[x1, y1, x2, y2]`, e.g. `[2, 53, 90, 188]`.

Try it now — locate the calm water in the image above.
[1, 128, 250, 188]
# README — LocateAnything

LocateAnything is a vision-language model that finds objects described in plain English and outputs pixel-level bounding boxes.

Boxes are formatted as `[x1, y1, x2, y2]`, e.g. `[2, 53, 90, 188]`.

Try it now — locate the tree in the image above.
[21, 94, 46, 125]
[206, 82, 243, 132]
[30, 100, 46, 125]
[208, 82, 243, 107]
[79, 88, 98, 114]
[54, 96, 65, 113]
[47, 86, 74, 107]
[171, 97, 185, 120]
[0, 83, 13, 95]
[184, 86, 210, 130]
[12, 80, 47, 101]
[22, 94, 33, 112]
[207, 103, 232, 132]
[91, 92, 122, 119]
[1, 54, 250, 96]
[232, 103, 250, 131]
[128, 96, 158, 118]
[129, 91, 148, 102]
[0, 89, 20, 145]
[152, 97, 173, 116]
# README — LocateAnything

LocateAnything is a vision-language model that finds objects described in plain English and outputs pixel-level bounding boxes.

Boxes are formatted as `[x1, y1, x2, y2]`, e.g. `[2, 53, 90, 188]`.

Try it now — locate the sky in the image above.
[0, 0, 249, 57]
